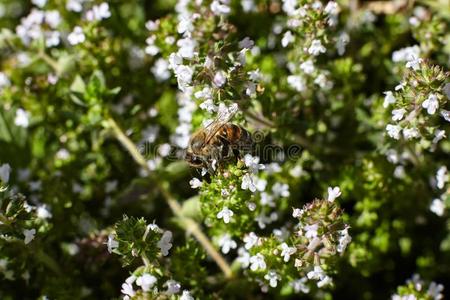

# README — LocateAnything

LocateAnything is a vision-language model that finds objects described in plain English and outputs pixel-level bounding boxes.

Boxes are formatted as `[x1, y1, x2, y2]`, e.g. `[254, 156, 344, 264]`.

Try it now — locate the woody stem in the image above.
[105, 117, 233, 279]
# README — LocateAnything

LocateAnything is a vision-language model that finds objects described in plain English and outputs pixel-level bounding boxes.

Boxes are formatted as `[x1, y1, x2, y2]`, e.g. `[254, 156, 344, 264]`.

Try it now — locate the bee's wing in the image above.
[203, 103, 238, 144]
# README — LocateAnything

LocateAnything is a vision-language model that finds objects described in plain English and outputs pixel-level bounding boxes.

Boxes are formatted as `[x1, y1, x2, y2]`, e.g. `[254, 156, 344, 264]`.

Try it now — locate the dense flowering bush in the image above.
[0, 0, 449, 299]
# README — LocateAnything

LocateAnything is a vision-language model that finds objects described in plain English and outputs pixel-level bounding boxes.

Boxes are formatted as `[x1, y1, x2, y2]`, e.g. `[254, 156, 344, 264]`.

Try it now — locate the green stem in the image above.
[105, 117, 233, 279]
[37, 51, 60, 74]
[0, 213, 11, 225]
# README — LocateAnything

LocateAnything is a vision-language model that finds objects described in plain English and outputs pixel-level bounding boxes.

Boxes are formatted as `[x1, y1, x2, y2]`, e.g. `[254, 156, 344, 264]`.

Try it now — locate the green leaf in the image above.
[70, 75, 86, 94]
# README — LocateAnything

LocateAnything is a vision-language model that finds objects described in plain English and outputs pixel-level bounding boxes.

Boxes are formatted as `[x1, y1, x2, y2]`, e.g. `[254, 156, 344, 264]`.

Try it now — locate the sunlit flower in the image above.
[280, 243, 297, 262]
[264, 270, 281, 288]
[392, 108, 406, 121]
[430, 199, 445, 217]
[436, 166, 448, 189]
[386, 124, 401, 139]
[218, 233, 237, 254]
[157, 231, 173, 256]
[249, 253, 266, 271]
[243, 232, 259, 249]
[189, 178, 202, 189]
[180, 290, 194, 300]
[15, 108, 30, 128]
[86, 3, 111, 21]
[308, 39, 326, 56]
[217, 207, 234, 224]
[68, 26, 85, 45]
[383, 91, 396, 108]
[0, 164, 11, 183]
[136, 274, 157, 292]
[327, 186, 341, 202]
[106, 234, 119, 253]
[422, 93, 439, 115]
[23, 229, 36, 244]
[165, 280, 181, 295]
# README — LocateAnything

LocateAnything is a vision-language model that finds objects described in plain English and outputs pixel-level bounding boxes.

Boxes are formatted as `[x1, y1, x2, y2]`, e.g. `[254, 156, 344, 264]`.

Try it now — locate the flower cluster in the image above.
[0, 0, 449, 299]
[392, 274, 444, 300]
[383, 57, 449, 147]
[236, 190, 350, 293]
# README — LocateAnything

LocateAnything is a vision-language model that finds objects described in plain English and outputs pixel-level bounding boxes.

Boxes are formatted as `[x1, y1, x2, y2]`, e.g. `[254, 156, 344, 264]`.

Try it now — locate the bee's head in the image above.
[185, 151, 204, 168]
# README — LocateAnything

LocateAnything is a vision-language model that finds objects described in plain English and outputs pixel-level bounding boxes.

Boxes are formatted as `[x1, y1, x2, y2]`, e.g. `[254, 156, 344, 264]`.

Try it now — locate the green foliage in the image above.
[0, 0, 449, 299]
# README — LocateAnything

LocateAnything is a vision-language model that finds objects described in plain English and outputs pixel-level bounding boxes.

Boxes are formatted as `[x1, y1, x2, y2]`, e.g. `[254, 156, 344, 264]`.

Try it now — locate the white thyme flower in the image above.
[244, 154, 264, 173]
[392, 45, 420, 63]
[121, 281, 135, 297]
[433, 129, 446, 144]
[290, 278, 310, 294]
[86, 2, 111, 21]
[177, 16, 193, 34]
[106, 234, 119, 253]
[37, 205, 52, 219]
[217, 207, 234, 224]
[165, 280, 181, 295]
[260, 192, 275, 207]
[405, 56, 422, 70]
[237, 247, 251, 268]
[441, 109, 450, 122]
[23, 229, 36, 244]
[422, 93, 439, 115]
[45, 10, 61, 29]
[151, 58, 171, 81]
[243, 232, 258, 249]
[218, 233, 237, 254]
[386, 124, 401, 140]
[280, 243, 297, 262]
[177, 37, 197, 59]
[157, 231, 173, 256]
[0, 164, 11, 183]
[213, 70, 227, 87]
[66, 0, 84, 12]
[300, 60, 315, 74]
[189, 178, 202, 189]
[174, 65, 194, 91]
[308, 39, 326, 56]
[403, 127, 420, 139]
[427, 281, 444, 299]
[324, 1, 339, 15]
[307, 266, 325, 280]
[180, 290, 194, 300]
[255, 178, 267, 192]
[436, 166, 448, 189]
[136, 274, 157, 292]
[383, 91, 396, 108]
[249, 253, 266, 271]
[292, 208, 303, 218]
[272, 182, 290, 198]
[239, 37, 254, 49]
[287, 75, 306, 92]
[304, 223, 319, 239]
[336, 31, 349, 56]
[241, 173, 257, 192]
[392, 108, 406, 121]
[327, 186, 341, 202]
[241, 0, 257, 12]
[264, 270, 281, 288]
[430, 199, 445, 217]
[15, 108, 30, 128]
[0, 72, 11, 90]
[32, 0, 47, 8]
[337, 227, 351, 253]
[281, 31, 295, 47]
[210, 0, 231, 15]
[317, 275, 333, 288]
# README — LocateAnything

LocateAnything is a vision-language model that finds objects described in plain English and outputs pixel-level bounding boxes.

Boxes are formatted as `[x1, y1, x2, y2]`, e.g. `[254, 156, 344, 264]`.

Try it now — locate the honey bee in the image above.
[185, 106, 253, 172]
